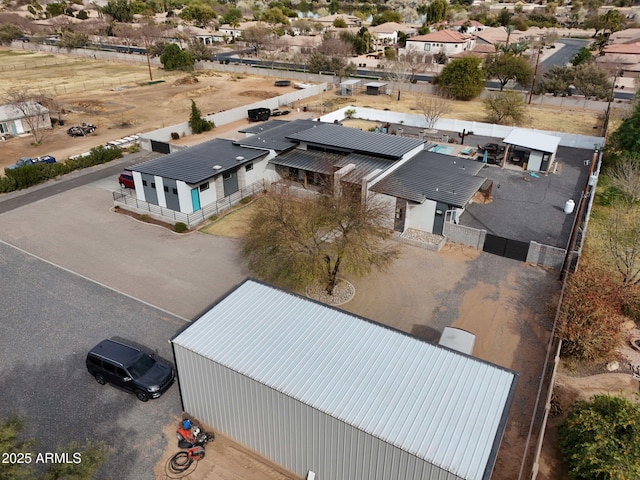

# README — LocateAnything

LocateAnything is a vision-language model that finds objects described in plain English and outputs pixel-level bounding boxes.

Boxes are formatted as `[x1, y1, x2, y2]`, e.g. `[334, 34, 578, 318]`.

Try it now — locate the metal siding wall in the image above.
[175, 345, 459, 480]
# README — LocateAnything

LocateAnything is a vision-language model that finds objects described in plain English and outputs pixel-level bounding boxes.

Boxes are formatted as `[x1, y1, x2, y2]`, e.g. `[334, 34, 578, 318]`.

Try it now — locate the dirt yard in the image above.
[0, 48, 606, 173]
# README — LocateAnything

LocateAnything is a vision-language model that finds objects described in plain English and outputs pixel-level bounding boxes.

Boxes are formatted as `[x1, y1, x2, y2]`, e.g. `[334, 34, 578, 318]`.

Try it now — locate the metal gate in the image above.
[483, 233, 529, 261]
[150, 140, 171, 154]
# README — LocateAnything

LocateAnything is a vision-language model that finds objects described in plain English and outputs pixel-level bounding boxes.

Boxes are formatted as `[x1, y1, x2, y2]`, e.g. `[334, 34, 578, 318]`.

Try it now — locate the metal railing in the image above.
[112, 180, 266, 227]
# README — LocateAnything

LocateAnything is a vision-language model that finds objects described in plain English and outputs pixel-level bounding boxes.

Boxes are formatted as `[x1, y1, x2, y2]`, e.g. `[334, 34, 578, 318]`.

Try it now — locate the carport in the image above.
[503, 129, 561, 173]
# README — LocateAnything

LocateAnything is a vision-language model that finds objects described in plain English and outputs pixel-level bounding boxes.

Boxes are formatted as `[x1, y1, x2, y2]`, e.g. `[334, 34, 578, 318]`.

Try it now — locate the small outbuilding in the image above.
[502, 129, 561, 173]
[364, 81, 388, 95]
[172, 279, 518, 480]
[0, 102, 51, 138]
[338, 79, 360, 96]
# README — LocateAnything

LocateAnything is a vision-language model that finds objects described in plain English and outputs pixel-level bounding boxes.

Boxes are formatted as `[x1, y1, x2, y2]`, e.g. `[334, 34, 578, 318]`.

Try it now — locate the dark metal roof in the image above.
[130, 139, 267, 184]
[370, 151, 486, 207]
[269, 149, 345, 175]
[286, 123, 426, 160]
[334, 153, 395, 184]
[412, 150, 486, 176]
[238, 119, 290, 134]
[235, 119, 319, 152]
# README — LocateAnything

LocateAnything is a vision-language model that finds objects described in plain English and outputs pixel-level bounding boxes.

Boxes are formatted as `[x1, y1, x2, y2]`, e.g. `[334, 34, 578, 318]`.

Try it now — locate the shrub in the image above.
[174, 222, 188, 233]
[556, 264, 624, 361]
[240, 195, 253, 205]
[558, 395, 640, 480]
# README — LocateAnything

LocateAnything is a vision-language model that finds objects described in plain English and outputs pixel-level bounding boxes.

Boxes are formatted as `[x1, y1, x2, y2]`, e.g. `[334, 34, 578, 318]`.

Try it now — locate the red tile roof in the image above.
[409, 30, 473, 44]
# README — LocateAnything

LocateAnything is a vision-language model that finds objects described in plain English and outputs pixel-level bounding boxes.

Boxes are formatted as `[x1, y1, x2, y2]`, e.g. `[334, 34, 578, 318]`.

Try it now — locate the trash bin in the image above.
[59, 120, 65, 126]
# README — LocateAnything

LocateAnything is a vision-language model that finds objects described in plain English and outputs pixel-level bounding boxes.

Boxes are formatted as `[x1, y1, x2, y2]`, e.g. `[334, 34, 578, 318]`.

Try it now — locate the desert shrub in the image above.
[174, 222, 188, 233]
[240, 195, 253, 205]
[140, 214, 151, 222]
[558, 394, 640, 480]
[556, 264, 624, 361]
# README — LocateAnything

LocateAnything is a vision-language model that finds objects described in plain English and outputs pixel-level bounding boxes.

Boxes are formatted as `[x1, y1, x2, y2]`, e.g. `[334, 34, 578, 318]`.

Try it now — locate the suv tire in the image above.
[95, 374, 106, 385]
[136, 390, 149, 402]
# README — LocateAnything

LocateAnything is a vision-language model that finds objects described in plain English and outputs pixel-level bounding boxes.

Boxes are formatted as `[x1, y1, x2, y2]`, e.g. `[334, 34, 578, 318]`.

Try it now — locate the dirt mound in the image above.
[239, 90, 278, 99]
[173, 75, 200, 86]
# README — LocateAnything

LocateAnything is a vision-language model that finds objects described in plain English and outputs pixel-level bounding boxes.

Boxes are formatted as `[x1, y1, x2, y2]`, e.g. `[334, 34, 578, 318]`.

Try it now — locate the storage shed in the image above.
[364, 81, 388, 95]
[502, 129, 561, 173]
[172, 280, 518, 480]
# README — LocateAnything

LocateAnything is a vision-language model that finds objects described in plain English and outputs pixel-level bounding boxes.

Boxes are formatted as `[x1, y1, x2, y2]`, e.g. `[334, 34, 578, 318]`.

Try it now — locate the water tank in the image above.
[564, 199, 575, 214]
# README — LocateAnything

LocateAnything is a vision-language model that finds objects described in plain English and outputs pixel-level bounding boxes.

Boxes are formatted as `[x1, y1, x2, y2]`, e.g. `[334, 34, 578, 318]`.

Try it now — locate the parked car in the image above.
[86, 338, 175, 402]
[118, 171, 135, 189]
[67, 123, 97, 137]
[5, 155, 56, 171]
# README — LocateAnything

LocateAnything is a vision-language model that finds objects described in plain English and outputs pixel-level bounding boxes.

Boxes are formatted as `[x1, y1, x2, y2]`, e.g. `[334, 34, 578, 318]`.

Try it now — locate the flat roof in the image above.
[172, 280, 517, 480]
[503, 129, 561, 154]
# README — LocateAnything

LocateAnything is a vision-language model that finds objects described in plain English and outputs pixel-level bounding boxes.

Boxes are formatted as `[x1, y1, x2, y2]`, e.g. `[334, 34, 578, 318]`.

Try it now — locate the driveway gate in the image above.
[483, 233, 529, 261]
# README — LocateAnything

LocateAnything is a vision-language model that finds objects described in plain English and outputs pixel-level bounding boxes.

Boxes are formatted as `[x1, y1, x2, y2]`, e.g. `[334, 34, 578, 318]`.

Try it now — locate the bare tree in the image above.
[242, 23, 273, 56]
[415, 92, 451, 130]
[242, 183, 401, 295]
[608, 153, 640, 203]
[383, 51, 428, 101]
[607, 201, 640, 287]
[4, 89, 52, 144]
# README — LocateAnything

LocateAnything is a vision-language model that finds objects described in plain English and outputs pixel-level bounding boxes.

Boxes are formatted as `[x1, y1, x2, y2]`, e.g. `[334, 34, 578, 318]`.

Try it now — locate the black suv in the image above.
[86, 338, 175, 402]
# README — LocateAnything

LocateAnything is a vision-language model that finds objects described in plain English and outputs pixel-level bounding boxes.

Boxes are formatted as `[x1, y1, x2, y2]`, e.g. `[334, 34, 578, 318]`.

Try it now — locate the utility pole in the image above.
[528, 43, 543, 105]
[143, 36, 153, 82]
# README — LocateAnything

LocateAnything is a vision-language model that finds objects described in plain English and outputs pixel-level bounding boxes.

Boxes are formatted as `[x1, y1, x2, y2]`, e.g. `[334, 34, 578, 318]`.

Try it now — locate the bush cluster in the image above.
[0, 146, 122, 193]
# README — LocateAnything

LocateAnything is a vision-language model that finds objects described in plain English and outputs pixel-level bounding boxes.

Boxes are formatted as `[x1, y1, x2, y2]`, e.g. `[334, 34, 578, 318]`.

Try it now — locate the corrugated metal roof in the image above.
[172, 280, 517, 480]
[130, 139, 267, 184]
[269, 149, 345, 174]
[286, 123, 425, 159]
[503, 129, 561, 153]
[235, 119, 318, 152]
[370, 151, 486, 207]
[334, 153, 395, 184]
[238, 119, 289, 134]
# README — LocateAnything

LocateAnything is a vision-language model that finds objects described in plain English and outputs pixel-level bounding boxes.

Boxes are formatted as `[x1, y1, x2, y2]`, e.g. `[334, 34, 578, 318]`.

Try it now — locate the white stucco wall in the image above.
[132, 171, 146, 202]
[245, 154, 276, 185]
[198, 179, 218, 207]
[407, 200, 437, 232]
[177, 181, 195, 214]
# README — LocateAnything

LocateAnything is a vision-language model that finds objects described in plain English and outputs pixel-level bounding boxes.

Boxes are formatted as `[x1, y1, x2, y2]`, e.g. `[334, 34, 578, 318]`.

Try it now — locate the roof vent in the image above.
[213, 165, 222, 170]
[236, 156, 245, 162]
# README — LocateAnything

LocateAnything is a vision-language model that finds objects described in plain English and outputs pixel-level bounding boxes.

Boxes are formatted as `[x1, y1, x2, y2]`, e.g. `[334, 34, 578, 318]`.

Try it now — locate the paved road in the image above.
[539, 38, 588, 73]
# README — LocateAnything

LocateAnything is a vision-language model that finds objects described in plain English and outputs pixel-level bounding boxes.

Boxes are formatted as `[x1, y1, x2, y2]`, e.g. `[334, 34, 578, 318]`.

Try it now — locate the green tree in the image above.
[535, 64, 574, 96]
[608, 102, 640, 154]
[483, 91, 526, 125]
[102, 0, 133, 22]
[572, 63, 612, 99]
[222, 7, 243, 25]
[371, 10, 402, 26]
[0, 24, 23, 45]
[241, 24, 272, 56]
[333, 16, 347, 28]
[186, 38, 213, 61]
[159, 43, 194, 71]
[498, 7, 512, 27]
[436, 57, 485, 100]
[46, 2, 67, 17]
[242, 185, 401, 295]
[179, 5, 216, 28]
[58, 31, 89, 49]
[261, 7, 289, 25]
[571, 46, 592, 66]
[484, 53, 533, 90]
[188, 100, 213, 133]
[424, 0, 447, 24]
[559, 395, 640, 480]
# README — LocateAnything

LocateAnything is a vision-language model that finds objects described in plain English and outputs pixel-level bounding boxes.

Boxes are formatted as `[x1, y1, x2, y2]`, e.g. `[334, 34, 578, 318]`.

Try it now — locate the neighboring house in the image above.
[218, 24, 243, 41]
[369, 22, 418, 49]
[369, 151, 486, 234]
[450, 43, 496, 59]
[127, 138, 269, 214]
[0, 102, 51, 138]
[448, 19, 486, 34]
[405, 30, 475, 56]
[597, 43, 640, 77]
[314, 13, 362, 29]
[172, 279, 518, 480]
[608, 28, 640, 44]
[502, 129, 561, 173]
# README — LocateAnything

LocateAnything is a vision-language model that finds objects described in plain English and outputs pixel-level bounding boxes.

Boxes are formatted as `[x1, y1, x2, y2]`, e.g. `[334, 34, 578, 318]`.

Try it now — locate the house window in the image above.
[424, 44, 431, 51]
[172, 188, 178, 195]
[151, 182, 156, 189]
[164, 186, 169, 192]
[142, 180, 147, 187]
[0, 123, 8, 134]
[200, 182, 209, 191]
[223, 172, 233, 179]
[245, 163, 254, 172]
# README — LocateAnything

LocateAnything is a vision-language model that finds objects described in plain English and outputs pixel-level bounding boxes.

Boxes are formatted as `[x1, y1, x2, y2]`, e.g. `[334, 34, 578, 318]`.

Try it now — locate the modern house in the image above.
[369, 151, 486, 234]
[0, 102, 51, 138]
[127, 138, 269, 214]
[404, 30, 475, 56]
[172, 279, 518, 480]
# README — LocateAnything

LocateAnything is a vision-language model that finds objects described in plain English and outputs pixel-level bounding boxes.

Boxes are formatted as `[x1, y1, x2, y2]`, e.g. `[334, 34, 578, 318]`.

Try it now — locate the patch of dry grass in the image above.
[200, 200, 260, 237]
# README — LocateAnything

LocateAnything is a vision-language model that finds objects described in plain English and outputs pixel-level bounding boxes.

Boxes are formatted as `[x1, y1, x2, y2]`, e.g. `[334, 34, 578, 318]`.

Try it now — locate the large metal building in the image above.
[171, 280, 518, 480]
